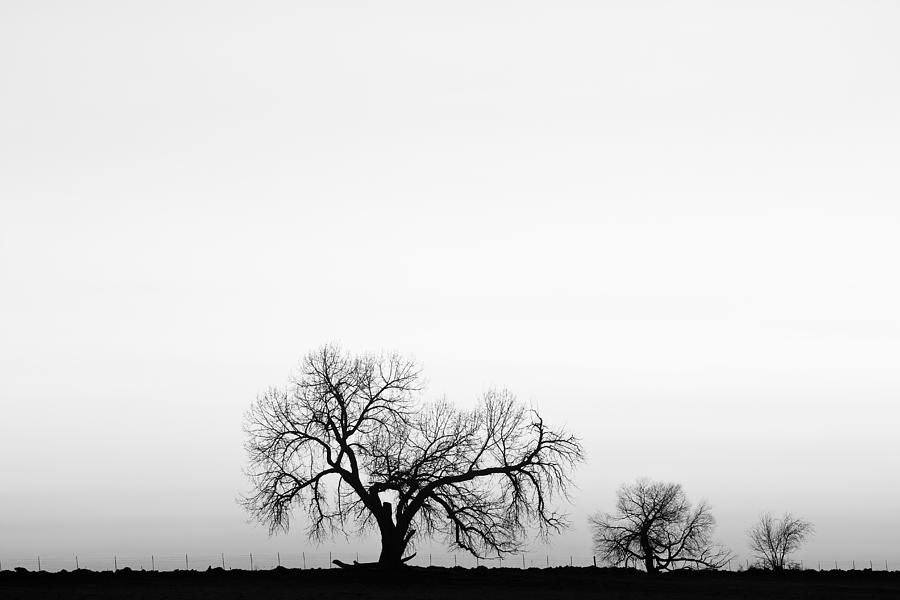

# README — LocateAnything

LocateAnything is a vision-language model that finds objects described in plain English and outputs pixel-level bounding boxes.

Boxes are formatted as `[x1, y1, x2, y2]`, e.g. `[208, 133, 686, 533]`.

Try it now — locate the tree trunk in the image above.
[640, 533, 657, 574]
[375, 501, 411, 569]
[332, 527, 412, 570]
[377, 535, 407, 568]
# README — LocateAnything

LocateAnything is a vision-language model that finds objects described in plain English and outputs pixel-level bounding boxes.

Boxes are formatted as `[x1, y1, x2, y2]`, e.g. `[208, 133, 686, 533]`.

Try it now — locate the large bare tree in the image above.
[747, 512, 813, 571]
[590, 479, 733, 574]
[243, 345, 584, 568]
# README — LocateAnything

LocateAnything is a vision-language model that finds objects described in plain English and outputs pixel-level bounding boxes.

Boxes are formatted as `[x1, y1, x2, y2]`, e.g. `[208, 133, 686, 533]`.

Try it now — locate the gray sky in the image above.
[2, 1, 899, 567]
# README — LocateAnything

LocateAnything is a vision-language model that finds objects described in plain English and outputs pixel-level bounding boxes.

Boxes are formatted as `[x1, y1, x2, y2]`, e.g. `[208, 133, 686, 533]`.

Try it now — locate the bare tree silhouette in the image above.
[243, 345, 584, 569]
[747, 512, 813, 571]
[590, 479, 733, 574]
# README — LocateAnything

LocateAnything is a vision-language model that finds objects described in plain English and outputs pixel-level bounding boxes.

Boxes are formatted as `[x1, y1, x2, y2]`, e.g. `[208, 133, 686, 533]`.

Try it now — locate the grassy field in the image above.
[3, 566, 900, 599]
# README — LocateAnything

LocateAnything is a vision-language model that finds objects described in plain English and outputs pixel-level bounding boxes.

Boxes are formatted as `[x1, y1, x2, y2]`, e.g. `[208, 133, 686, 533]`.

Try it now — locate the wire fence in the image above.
[0, 554, 898, 573]
[0, 552, 593, 572]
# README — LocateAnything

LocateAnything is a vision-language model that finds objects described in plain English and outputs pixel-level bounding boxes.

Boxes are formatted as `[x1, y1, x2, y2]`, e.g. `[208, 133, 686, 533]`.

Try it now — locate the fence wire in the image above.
[0, 554, 896, 573]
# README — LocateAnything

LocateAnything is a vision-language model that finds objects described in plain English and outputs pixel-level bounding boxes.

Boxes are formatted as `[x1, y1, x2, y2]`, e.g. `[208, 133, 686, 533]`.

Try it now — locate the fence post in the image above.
[430, 553, 432, 567]
[869, 560, 872, 570]
[38, 556, 41, 571]
[76, 556, 79, 570]
[593, 556, 597, 568]
[302, 552, 306, 569]
[835, 560, 837, 570]
[114, 556, 117, 572]
[329, 551, 332, 568]
[222, 553, 225, 569]
[454, 555, 457, 567]
[546, 555, 549, 567]
[185, 554, 189, 571]
[250, 553, 254, 571]
[852, 560, 856, 570]
[152, 555, 155, 571]
[570, 556, 573, 567]
[523, 555, 526, 568]
[278, 552, 281, 567]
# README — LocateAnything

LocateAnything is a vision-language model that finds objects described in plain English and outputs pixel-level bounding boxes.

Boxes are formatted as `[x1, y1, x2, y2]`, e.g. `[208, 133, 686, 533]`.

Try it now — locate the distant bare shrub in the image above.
[747, 512, 813, 571]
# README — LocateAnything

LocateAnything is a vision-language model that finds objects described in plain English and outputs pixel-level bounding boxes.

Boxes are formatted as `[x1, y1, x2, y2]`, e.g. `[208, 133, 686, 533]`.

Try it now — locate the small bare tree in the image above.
[243, 345, 584, 569]
[590, 479, 733, 574]
[747, 512, 813, 571]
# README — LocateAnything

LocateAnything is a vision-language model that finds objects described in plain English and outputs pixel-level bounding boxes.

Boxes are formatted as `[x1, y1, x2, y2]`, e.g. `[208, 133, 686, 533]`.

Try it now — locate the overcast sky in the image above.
[2, 1, 899, 568]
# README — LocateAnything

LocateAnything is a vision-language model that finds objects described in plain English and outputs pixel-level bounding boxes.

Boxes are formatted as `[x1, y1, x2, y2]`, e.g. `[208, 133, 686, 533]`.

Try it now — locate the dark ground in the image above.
[2, 566, 900, 599]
